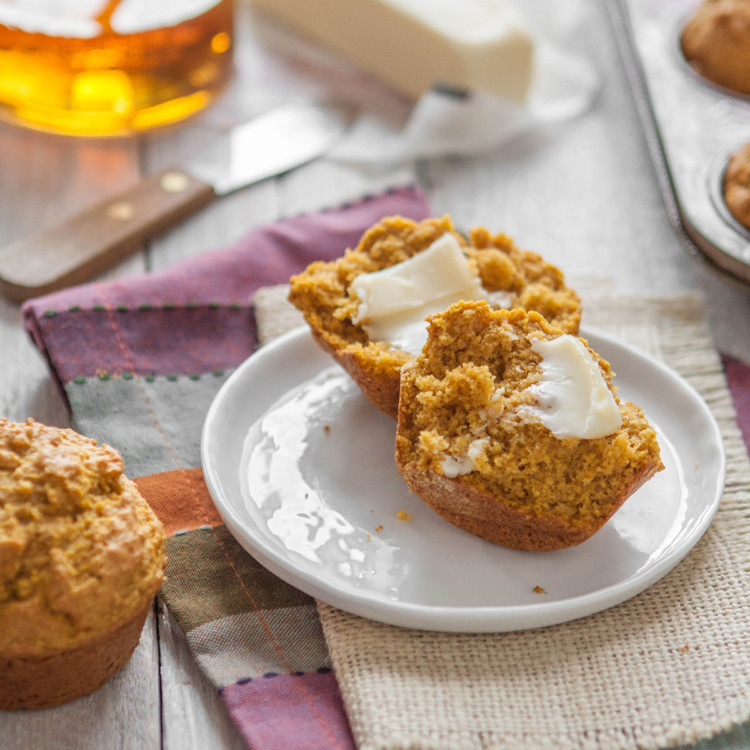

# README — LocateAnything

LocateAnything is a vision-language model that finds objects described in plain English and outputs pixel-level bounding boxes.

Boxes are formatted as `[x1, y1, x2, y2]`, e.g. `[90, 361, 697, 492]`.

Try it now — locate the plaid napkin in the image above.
[20, 184, 750, 749]
[21, 185, 430, 750]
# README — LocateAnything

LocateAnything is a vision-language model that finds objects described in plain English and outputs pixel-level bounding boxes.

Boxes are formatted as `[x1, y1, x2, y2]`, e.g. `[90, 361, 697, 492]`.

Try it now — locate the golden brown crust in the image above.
[289, 215, 582, 419]
[0, 604, 151, 710]
[307, 325, 404, 418]
[723, 140, 750, 230]
[681, 0, 750, 95]
[398, 453, 660, 551]
[395, 302, 664, 551]
[0, 418, 166, 708]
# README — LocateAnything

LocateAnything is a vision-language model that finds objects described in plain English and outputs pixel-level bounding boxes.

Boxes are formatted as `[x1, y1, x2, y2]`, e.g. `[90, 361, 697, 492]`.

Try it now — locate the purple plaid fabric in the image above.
[22, 185, 431, 750]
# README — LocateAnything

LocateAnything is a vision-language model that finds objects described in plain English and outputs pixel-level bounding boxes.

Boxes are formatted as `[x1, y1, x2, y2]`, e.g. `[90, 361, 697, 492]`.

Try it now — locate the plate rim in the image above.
[201, 325, 726, 632]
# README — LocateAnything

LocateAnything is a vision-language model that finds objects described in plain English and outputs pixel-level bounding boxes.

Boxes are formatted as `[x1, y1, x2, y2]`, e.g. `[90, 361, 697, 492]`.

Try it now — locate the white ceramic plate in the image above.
[201, 326, 725, 632]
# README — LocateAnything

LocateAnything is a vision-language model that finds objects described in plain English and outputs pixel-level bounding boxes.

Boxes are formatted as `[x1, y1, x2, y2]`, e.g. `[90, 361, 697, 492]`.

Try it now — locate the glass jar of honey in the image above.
[0, 1, 234, 137]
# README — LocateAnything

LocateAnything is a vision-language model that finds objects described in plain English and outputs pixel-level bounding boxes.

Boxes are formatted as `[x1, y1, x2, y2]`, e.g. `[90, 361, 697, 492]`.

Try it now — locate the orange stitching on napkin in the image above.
[95, 291, 345, 750]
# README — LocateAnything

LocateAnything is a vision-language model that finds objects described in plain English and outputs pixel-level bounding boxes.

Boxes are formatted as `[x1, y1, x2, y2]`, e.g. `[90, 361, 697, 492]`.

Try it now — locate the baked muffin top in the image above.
[0, 419, 166, 657]
[681, 0, 750, 95]
[723, 140, 750, 230]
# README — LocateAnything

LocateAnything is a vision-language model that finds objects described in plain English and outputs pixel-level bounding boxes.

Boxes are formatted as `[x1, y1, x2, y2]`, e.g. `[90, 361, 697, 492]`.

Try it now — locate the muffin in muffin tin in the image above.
[720, 140, 750, 234]
[680, 0, 750, 98]
[610, 0, 750, 285]
[678, 1, 750, 262]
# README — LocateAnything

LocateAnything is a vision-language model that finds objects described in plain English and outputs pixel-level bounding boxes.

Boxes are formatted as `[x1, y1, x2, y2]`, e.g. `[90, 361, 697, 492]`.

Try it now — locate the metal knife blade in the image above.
[189, 99, 352, 195]
[0, 99, 353, 302]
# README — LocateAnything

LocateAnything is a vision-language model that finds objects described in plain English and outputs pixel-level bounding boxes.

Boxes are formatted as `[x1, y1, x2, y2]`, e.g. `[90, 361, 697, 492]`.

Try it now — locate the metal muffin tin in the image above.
[607, 0, 750, 286]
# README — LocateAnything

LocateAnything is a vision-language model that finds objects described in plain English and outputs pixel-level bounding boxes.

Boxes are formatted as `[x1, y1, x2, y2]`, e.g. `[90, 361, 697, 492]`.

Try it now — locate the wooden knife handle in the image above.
[0, 169, 216, 303]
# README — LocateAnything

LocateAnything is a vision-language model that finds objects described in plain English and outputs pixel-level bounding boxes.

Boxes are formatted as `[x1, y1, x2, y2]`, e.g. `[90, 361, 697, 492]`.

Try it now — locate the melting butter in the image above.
[350, 233, 486, 354]
[439, 438, 489, 478]
[526, 335, 622, 439]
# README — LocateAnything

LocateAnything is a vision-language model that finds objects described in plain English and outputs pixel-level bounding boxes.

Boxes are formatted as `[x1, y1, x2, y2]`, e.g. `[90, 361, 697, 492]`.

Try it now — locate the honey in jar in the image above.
[0, 0, 234, 137]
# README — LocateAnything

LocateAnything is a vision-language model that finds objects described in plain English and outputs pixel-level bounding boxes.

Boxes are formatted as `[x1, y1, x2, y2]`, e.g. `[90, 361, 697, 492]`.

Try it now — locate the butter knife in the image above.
[0, 99, 353, 302]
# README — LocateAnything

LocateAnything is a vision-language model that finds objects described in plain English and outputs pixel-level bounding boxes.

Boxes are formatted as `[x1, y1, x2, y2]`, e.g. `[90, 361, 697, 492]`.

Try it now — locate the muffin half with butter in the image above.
[289, 215, 581, 419]
[0, 418, 166, 709]
[395, 302, 663, 551]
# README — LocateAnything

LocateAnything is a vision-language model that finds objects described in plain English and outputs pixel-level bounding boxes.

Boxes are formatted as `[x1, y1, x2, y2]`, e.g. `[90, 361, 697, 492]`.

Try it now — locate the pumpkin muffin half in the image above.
[289, 215, 581, 419]
[395, 301, 664, 551]
[0, 418, 166, 709]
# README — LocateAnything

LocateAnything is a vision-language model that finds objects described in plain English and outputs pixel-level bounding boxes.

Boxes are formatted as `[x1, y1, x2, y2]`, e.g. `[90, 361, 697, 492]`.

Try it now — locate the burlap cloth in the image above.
[253, 283, 750, 750]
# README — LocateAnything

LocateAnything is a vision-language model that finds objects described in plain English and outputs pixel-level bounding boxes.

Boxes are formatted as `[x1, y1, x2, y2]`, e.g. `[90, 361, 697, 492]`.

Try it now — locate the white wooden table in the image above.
[1, 2, 749, 748]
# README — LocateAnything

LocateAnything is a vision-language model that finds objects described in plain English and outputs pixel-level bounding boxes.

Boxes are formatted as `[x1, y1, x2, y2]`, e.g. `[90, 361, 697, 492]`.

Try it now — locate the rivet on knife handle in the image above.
[0, 169, 216, 303]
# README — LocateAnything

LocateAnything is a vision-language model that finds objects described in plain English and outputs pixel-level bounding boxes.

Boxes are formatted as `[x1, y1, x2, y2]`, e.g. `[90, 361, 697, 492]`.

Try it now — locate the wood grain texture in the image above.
[0, 170, 215, 301]
[157, 602, 248, 750]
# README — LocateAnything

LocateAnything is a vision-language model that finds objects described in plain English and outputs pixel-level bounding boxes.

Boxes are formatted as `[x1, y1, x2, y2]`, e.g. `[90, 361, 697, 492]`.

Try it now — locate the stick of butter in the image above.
[248, 0, 535, 103]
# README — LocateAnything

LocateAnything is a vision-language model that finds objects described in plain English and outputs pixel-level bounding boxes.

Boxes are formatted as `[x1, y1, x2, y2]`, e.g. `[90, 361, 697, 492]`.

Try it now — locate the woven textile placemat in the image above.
[253, 285, 750, 750]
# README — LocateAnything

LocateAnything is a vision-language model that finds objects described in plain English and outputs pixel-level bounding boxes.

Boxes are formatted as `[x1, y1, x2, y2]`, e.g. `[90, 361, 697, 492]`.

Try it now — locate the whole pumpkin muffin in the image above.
[395, 302, 663, 551]
[681, 0, 750, 96]
[289, 215, 581, 419]
[0, 418, 166, 709]
[723, 140, 750, 230]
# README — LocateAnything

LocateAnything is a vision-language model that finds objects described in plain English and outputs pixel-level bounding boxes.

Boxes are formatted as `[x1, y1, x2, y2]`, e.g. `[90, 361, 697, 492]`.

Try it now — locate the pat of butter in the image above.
[440, 438, 488, 478]
[527, 335, 622, 439]
[248, 0, 535, 103]
[350, 233, 485, 354]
